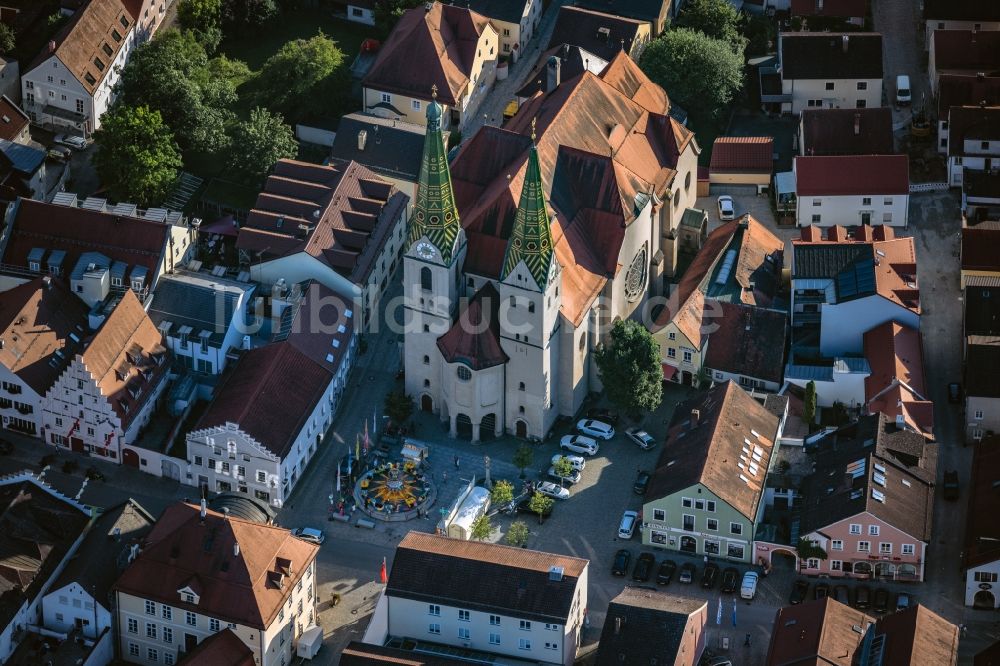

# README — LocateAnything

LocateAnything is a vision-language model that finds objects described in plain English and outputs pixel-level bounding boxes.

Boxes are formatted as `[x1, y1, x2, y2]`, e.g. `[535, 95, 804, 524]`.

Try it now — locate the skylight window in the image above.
[871, 489, 886, 503]
[873, 472, 886, 486]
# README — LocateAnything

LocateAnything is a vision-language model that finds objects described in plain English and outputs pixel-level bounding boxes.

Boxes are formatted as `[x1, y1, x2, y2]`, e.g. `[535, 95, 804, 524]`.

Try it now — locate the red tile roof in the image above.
[766, 598, 873, 665]
[194, 341, 332, 459]
[277, 281, 356, 375]
[937, 74, 1000, 118]
[709, 137, 774, 174]
[961, 227, 1000, 272]
[0, 199, 171, 284]
[965, 436, 1000, 569]
[178, 628, 255, 666]
[450, 51, 693, 327]
[799, 108, 894, 156]
[436, 282, 509, 371]
[932, 30, 1000, 75]
[948, 106, 1000, 156]
[794, 154, 909, 196]
[790, 0, 866, 18]
[113, 502, 319, 631]
[0, 96, 29, 142]
[362, 2, 494, 106]
[81, 290, 169, 428]
[239, 159, 405, 285]
[0, 277, 88, 395]
[874, 605, 959, 666]
[863, 321, 933, 439]
[704, 302, 787, 384]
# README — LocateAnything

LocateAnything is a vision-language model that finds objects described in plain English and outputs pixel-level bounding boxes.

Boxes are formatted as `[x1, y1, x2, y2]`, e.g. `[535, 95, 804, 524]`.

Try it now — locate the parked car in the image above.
[625, 427, 657, 450]
[46, 146, 71, 161]
[717, 195, 735, 221]
[678, 562, 696, 584]
[721, 567, 739, 594]
[702, 657, 734, 666]
[291, 527, 325, 545]
[618, 510, 639, 539]
[948, 382, 961, 404]
[834, 585, 851, 606]
[873, 588, 890, 613]
[701, 562, 719, 589]
[895, 74, 911, 105]
[550, 453, 586, 471]
[895, 592, 911, 611]
[536, 481, 570, 500]
[612, 549, 631, 576]
[633, 470, 651, 495]
[943, 470, 960, 500]
[740, 571, 759, 600]
[814, 582, 830, 600]
[586, 407, 620, 425]
[632, 553, 655, 582]
[657, 559, 677, 585]
[0, 438, 12, 455]
[54, 134, 86, 150]
[560, 435, 599, 456]
[855, 585, 872, 609]
[547, 466, 582, 486]
[576, 419, 615, 440]
[790, 580, 809, 604]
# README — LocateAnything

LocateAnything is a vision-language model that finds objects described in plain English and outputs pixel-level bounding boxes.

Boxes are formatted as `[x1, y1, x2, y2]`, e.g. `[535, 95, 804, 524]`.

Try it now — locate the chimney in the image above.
[854, 112, 860, 135]
[223, 507, 230, 520]
[842, 35, 849, 53]
[357, 130, 367, 151]
[424, 1, 432, 11]
[199, 498, 207, 521]
[234, 542, 240, 557]
[546, 55, 561, 91]
[48, 40, 56, 53]
[690, 409, 700, 429]
[42, 275, 52, 289]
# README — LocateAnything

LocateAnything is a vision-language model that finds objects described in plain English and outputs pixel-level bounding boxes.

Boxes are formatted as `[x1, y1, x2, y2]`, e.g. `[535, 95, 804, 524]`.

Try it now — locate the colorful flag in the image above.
[379, 557, 388, 584]
[336, 461, 341, 492]
[356, 435, 361, 461]
[363, 421, 370, 454]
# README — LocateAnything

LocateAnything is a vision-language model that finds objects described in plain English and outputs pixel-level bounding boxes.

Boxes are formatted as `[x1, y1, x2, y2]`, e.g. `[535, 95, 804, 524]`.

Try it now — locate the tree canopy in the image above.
[594, 319, 663, 416]
[178, 0, 223, 52]
[93, 105, 182, 207]
[470, 514, 497, 541]
[373, 0, 423, 38]
[506, 520, 530, 547]
[254, 32, 348, 122]
[0, 23, 14, 54]
[491, 480, 515, 507]
[222, 0, 278, 30]
[228, 106, 298, 183]
[676, 0, 746, 52]
[115, 30, 243, 153]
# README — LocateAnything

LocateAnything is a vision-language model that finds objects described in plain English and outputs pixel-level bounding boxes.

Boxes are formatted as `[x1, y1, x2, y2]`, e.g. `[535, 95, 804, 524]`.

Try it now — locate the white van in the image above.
[740, 571, 759, 600]
[896, 75, 911, 105]
[618, 510, 638, 539]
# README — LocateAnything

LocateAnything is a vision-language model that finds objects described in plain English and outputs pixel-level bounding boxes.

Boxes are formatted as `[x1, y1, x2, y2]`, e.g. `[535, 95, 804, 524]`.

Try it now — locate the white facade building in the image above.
[777, 33, 883, 115]
[470, 0, 543, 62]
[365, 532, 589, 666]
[794, 155, 910, 228]
[112, 502, 319, 666]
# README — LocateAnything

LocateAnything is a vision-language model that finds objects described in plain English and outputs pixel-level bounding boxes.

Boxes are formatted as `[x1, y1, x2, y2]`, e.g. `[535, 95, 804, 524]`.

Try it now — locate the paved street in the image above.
[461, 0, 564, 139]
[874, 0, 927, 127]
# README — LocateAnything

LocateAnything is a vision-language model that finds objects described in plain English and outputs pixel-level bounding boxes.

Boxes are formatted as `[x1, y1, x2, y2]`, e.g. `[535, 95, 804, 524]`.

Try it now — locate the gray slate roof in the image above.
[466, 0, 531, 24]
[595, 587, 706, 666]
[330, 113, 427, 183]
[780, 32, 883, 80]
[147, 273, 253, 347]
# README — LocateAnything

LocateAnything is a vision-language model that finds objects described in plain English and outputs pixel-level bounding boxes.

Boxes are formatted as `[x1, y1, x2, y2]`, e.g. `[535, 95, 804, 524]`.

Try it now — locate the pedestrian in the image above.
[744, 633, 751, 647]
[443, 470, 448, 483]
[454, 455, 460, 470]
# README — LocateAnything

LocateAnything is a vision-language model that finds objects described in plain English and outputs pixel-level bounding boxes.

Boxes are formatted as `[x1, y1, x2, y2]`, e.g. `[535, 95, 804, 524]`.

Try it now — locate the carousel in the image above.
[354, 457, 436, 522]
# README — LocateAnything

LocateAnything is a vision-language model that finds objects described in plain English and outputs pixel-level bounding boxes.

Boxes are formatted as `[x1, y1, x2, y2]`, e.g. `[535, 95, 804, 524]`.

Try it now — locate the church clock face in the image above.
[624, 247, 648, 303]
[415, 242, 436, 260]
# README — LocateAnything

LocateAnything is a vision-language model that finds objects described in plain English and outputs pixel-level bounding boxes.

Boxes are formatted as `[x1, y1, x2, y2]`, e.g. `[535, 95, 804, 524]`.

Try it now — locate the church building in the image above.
[403, 52, 699, 441]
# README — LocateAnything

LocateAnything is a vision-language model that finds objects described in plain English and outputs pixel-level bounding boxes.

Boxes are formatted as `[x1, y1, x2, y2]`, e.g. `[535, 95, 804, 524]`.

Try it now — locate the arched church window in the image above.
[420, 267, 433, 292]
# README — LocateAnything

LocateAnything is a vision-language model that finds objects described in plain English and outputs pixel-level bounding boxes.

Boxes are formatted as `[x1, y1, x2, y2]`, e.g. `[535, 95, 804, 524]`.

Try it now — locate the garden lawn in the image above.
[219, 12, 368, 71]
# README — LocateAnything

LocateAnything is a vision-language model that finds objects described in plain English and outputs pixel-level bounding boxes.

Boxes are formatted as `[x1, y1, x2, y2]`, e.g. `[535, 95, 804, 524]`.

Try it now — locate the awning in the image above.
[775, 171, 795, 196]
[662, 363, 677, 382]
[201, 214, 239, 237]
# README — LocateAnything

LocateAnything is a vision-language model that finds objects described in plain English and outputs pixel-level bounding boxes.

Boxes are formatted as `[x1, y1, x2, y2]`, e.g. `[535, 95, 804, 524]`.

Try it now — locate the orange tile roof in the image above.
[766, 598, 872, 665]
[873, 238, 920, 314]
[863, 321, 933, 439]
[710, 136, 774, 173]
[81, 290, 168, 428]
[113, 502, 319, 630]
[0, 278, 88, 395]
[0, 96, 29, 142]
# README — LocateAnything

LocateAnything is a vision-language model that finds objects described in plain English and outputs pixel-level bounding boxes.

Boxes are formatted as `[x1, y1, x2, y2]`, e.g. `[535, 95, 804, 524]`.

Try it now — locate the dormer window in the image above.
[29, 261, 40, 272]
[111, 276, 123, 287]
[178, 586, 199, 605]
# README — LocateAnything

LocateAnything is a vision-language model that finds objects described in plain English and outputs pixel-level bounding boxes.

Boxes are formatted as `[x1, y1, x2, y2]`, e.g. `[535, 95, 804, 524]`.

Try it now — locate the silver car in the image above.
[546, 465, 582, 485]
[550, 453, 586, 471]
[536, 481, 570, 500]
[291, 527, 325, 545]
[560, 435, 599, 456]
[576, 419, 615, 440]
[625, 427, 657, 450]
[54, 134, 87, 150]
[717, 195, 735, 220]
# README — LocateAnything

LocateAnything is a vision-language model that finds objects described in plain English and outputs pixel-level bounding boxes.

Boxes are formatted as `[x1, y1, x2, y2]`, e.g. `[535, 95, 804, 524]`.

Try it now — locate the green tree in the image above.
[640, 28, 745, 121]
[228, 106, 297, 183]
[491, 479, 515, 508]
[506, 520, 530, 547]
[93, 105, 182, 207]
[804, 380, 817, 426]
[552, 456, 574, 487]
[513, 444, 534, 479]
[255, 32, 348, 122]
[0, 23, 14, 54]
[528, 491, 553, 524]
[374, 0, 423, 38]
[470, 514, 496, 541]
[677, 0, 746, 52]
[796, 537, 828, 561]
[742, 13, 777, 57]
[115, 30, 240, 153]
[594, 319, 663, 417]
[383, 390, 414, 427]
[178, 0, 223, 52]
[222, 0, 278, 30]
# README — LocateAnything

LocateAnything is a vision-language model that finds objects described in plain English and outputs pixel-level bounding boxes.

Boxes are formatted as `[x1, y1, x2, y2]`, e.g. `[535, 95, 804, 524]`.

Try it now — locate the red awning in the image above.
[662, 363, 677, 382]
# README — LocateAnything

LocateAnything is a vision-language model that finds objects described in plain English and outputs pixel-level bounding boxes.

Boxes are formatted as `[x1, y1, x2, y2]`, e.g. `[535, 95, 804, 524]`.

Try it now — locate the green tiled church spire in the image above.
[408, 85, 461, 264]
[502, 119, 554, 290]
